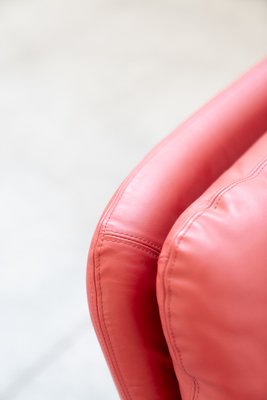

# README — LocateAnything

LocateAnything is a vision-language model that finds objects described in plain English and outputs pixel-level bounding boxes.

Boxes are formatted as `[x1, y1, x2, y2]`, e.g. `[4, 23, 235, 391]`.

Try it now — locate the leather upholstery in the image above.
[87, 58, 267, 399]
[157, 132, 267, 399]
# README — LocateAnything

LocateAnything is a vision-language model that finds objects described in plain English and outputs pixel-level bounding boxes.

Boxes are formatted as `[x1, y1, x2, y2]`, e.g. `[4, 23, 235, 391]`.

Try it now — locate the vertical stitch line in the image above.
[96, 233, 132, 400]
[89, 237, 130, 400]
[166, 245, 199, 400]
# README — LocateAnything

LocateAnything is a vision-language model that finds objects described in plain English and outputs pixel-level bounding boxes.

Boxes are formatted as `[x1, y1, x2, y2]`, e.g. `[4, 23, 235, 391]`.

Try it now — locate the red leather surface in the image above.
[87, 58, 267, 399]
[157, 132, 267, 399]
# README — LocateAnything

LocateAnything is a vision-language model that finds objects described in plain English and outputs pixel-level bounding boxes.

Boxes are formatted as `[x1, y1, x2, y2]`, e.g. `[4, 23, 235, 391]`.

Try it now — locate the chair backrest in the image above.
[87, 58, 267, 399]
[157, 132, 267, 399]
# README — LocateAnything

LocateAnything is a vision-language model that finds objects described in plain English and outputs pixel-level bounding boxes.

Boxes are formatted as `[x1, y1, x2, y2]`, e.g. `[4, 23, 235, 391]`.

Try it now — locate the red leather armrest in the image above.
[87, 58, 267, 400]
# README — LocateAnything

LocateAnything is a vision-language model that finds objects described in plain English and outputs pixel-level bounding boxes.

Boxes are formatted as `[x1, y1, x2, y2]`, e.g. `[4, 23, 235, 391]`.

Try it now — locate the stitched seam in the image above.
[213, 161, 267, 209]
[104, 237, 160, 258]
[96, 233, 132, 400]
[165, 160, 267, 400]
[160, 252, 198, 399]
[93, 118, 184, 399]
[172, 159, 267, 239]
[88, 247, 127, 398]
[104, 230, 162, 250]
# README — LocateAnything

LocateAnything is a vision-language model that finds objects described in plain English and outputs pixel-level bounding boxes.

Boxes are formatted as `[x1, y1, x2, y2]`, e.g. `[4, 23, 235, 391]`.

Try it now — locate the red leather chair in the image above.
[87, 58, 267, 399]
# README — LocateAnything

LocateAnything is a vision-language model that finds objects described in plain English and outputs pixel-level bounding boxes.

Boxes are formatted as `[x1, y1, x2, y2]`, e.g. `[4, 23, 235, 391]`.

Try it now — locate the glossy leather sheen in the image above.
[87, 58, 267, 400]
[157, 132, 267, 400]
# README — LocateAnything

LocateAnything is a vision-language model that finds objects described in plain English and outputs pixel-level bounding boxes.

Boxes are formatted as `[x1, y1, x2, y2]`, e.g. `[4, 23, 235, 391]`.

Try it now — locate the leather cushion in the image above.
[157, 132, 267, 400]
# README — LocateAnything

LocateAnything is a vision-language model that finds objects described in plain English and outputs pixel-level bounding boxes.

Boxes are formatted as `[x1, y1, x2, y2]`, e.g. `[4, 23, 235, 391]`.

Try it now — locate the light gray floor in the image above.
[0, 0, 266, 399]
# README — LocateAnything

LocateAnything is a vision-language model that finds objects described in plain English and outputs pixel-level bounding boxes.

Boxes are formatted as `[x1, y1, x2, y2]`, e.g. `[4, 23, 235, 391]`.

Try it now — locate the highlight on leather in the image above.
[87, 58, 267, 400]
[157, 132, 267, 400]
